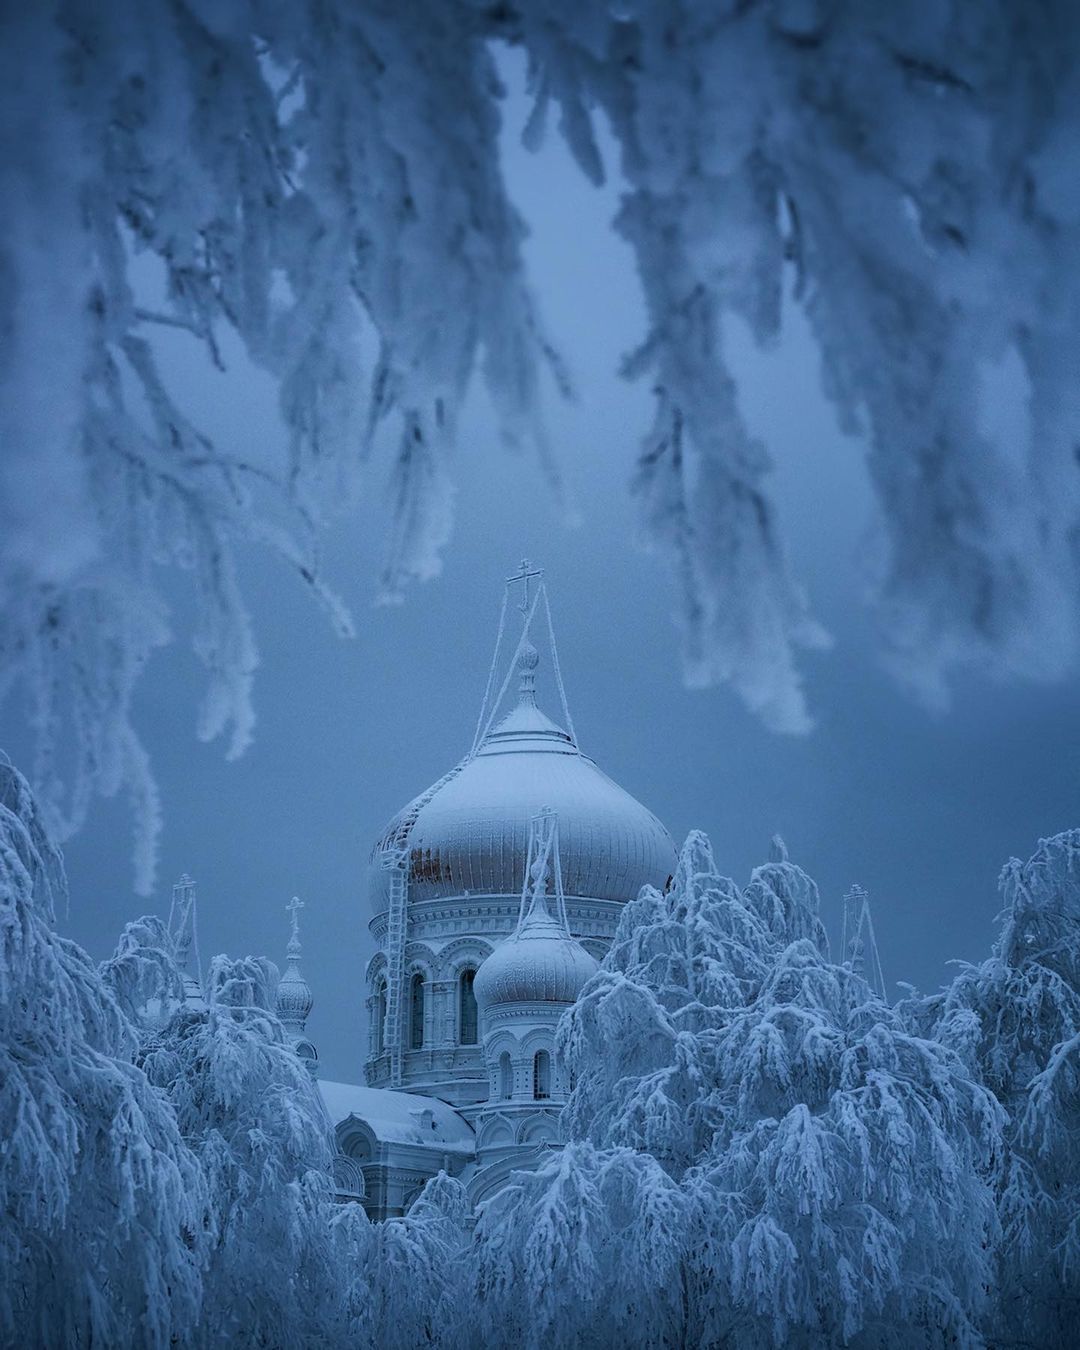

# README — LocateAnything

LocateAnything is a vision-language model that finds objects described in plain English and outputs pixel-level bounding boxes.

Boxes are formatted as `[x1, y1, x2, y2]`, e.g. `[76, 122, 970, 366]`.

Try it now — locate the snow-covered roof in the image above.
[319, 1080, 475, 1153]
[370, 666, 675, 910]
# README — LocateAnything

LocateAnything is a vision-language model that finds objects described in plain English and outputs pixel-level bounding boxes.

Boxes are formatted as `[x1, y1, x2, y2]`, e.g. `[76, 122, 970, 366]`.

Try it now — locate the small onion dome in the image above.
[474, 890, 598, 1014]
[276, 899, 314, 1036]
[276, 959, 314, 1033]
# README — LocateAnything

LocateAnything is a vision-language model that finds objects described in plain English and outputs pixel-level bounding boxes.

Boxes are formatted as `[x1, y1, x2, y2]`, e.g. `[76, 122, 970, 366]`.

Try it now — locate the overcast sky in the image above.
[9, 50, 1079, 1082]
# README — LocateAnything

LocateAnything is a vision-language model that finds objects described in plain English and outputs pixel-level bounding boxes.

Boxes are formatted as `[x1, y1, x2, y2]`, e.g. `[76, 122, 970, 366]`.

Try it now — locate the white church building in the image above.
[278, 563, 676, 1219]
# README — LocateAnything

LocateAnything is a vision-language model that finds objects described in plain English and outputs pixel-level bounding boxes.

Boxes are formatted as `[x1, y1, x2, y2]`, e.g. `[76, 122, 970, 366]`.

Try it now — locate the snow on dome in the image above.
[275, 897, 314, 1034]
[371, 646, 676, 911]
[473, 889, 598, 1013]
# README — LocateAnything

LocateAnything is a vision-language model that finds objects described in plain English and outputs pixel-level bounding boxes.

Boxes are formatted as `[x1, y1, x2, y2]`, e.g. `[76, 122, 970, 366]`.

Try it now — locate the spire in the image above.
[168, 872, 205, 1009]
[276, 896, 317, 1074]
[841, 884, 887, 1001]
[470, 560, 578, 755]
[514, 806, 572, 939]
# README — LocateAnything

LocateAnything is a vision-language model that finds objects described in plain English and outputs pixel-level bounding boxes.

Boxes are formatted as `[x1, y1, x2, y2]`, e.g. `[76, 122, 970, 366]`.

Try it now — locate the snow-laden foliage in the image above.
[502, 0, 1080, 726]
[334, 1171, 471, 1350]
[903, 830, 1080, 1343]
[6, 4, 1080, 883]
[528, 832, 1004, 1347]
[0, 754, 207, 1348]
[139, 951, 345, 1348]
[0, 0, 552, 892]
[473, 1141, 687, 1350]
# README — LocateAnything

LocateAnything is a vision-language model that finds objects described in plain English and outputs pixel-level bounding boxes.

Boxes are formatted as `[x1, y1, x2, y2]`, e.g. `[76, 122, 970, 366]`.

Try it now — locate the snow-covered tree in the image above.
[334, 1170, 471, 1350]
[0, 754, 207, 1347]
[473, 1140, 687, 1350]
[541, 832, 1004, 1346]
[139, 951, 346, 1347]
[6, 2, 1080, 882]
[904, 829, 1080, 1344]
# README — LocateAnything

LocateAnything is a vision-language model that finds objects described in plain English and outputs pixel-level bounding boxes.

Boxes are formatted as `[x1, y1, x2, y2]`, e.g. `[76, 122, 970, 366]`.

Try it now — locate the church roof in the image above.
[319, 1080, 475, 1153]
[371, 645, 675, 909]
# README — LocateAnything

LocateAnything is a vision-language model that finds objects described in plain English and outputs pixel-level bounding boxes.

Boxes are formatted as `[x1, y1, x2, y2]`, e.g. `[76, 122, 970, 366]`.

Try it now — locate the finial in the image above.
[517, 641, 539, 704]
[286, 895, 304, 958]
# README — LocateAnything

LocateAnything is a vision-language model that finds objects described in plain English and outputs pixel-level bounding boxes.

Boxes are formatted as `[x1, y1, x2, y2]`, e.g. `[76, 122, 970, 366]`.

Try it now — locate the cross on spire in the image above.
[286, 895, 305, 951]
[506, 557, 544, 617]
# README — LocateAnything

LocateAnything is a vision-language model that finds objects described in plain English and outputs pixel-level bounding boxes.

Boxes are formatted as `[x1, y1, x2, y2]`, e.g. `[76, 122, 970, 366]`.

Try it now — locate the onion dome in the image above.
[371, 643, 676, 910]
[474, 811, 599, 1015]
[276, 897, 314, 1036]
[473, 889, 598, 1013]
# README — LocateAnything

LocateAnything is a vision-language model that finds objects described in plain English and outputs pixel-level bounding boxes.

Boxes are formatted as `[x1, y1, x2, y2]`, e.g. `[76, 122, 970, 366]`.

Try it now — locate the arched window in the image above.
[533, 1049, 551, 1100]
[374, 980, 387, 1054]
[409, 973, 425, 1050]
[498, 1052, 513, 1100]
[459, 968, 478, 1045]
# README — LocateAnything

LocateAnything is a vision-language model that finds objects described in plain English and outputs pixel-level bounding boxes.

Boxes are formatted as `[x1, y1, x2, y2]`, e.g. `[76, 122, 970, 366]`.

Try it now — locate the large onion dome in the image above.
[371, 643, 676, 911]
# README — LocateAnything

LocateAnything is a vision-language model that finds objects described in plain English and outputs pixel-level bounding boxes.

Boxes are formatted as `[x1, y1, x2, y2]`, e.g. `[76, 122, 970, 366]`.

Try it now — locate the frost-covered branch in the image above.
[7, 2, 1080, 884]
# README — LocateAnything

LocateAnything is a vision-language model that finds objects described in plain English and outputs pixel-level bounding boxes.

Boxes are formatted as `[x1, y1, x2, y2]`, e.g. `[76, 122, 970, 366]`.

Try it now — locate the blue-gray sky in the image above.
[9, 51, 1079, 1082]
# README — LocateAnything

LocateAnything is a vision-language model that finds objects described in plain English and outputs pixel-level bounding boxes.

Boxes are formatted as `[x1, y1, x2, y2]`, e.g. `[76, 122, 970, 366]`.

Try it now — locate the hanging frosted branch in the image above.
[6, 0, 1080, 887]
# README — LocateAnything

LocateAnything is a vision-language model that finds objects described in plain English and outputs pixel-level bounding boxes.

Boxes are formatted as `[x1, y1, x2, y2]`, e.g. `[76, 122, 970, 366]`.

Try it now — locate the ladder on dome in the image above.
[383, 857, 408, 1088]
[380, 756, 471, 1088]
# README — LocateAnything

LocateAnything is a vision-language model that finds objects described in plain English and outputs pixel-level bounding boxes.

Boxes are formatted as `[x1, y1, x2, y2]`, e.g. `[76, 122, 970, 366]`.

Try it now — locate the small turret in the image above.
[276, 896, 318, 1076]
[473, 808, 597, 1111]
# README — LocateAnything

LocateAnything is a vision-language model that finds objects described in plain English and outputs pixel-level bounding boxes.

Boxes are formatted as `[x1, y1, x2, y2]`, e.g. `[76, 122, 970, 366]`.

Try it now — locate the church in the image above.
[276, 562, 677, 1219]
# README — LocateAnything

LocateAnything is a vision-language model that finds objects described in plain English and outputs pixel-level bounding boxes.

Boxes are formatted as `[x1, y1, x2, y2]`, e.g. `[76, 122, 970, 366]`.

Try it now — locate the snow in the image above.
[4, 750, 1080, 1342]
[319, 1080, 475, 1152]
[373, 688, 676, 907]
[541, 829, 1004, 1345]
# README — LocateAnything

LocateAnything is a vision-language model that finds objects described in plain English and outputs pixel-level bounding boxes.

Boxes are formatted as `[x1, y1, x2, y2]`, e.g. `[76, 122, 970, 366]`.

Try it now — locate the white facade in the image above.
[306, 569, 676, 1218]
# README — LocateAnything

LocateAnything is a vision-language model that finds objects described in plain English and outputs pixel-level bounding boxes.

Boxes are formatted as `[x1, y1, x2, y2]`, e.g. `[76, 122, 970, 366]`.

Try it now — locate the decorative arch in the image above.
[467, 1144, 550, 1210]
[519, 1027, 556, 1058]
[435, 936, 494, 982]
[336, 1116, 378, 1165]
[477, 1114, 515, 1149]
[518, 1114, 559, 1146]
[402, 941, 436, 973]
[332, 1154, 366, 1201]
[365, 950, 388, 986]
